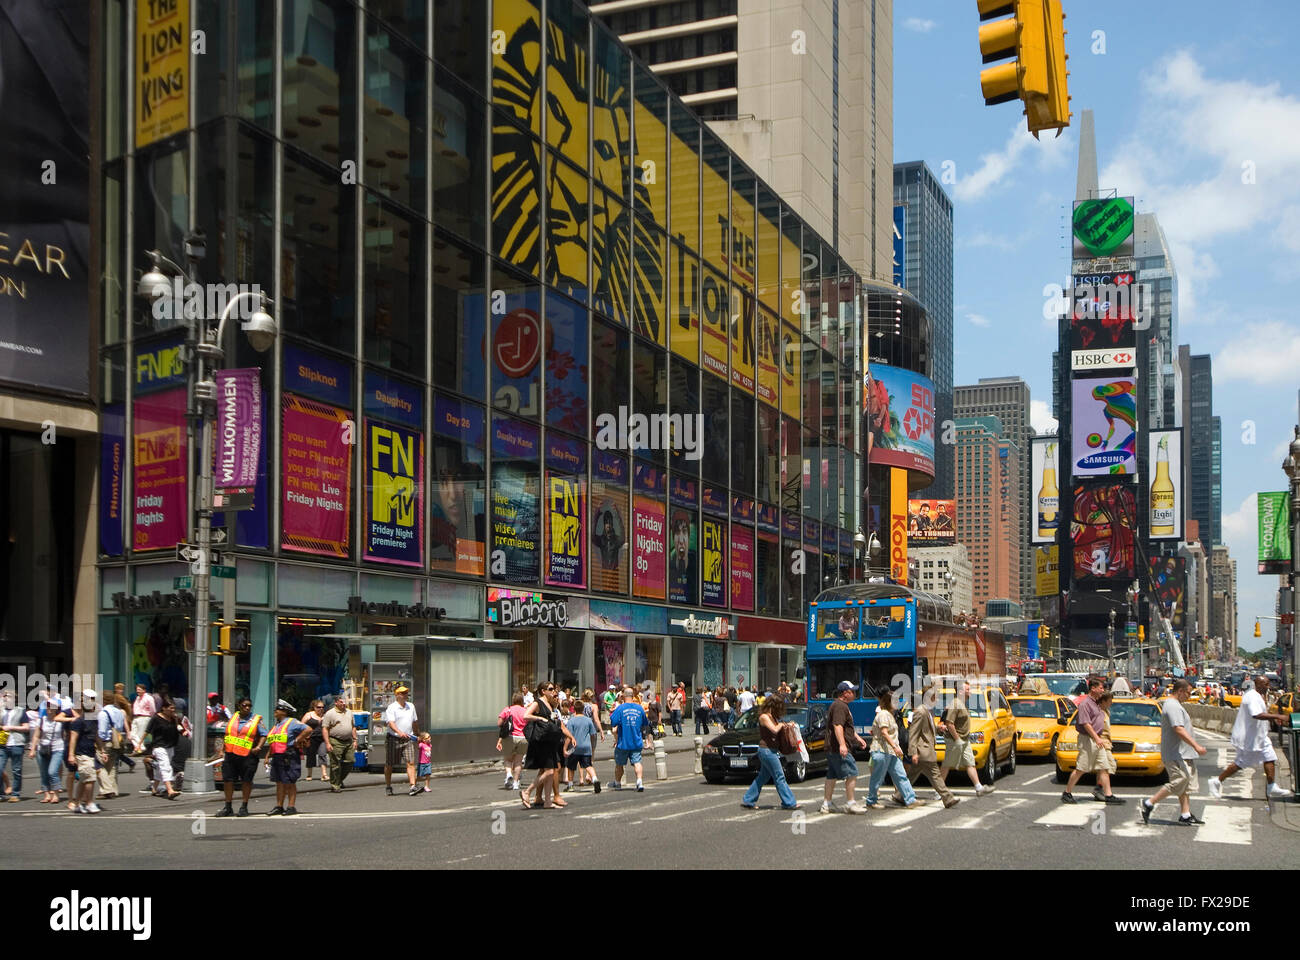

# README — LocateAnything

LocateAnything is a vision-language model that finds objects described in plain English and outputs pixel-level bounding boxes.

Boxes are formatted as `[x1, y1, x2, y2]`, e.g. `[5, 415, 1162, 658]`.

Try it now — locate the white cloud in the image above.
[1030, 399, 1058, 435]
[1220, 492, 1257, 558]
[966, 313, 990, 328]
[903, 17, 936, 33]
[953, 122, 1070, 203]
[1215, 322, 1300, 384]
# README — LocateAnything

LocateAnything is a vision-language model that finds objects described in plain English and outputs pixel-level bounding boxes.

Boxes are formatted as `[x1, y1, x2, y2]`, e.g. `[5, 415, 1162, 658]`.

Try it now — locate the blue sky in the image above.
[892, 0, 1300, 652]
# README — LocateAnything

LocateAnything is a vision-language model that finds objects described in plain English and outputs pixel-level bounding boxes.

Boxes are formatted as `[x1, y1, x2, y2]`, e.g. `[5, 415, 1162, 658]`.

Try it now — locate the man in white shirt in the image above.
[383, 685, 420, 797]
[1208, 676, 1294, 800]
[737, 686, 757, 715]
[96, 692, 129, 798]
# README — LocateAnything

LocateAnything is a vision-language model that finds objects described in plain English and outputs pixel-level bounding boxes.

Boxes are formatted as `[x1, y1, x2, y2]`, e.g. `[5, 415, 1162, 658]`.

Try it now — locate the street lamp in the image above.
[137, 248, 277, 793]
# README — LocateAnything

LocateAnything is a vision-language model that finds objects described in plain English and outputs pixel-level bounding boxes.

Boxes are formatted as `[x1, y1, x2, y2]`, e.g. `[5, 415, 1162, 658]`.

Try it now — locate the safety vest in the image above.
[224, 713, 262, 755]
[266, 718, 294, 755]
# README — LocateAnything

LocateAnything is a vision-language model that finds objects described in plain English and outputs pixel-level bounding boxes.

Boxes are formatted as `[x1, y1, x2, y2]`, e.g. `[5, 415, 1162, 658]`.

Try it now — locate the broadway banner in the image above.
[215, 368, 262, 490]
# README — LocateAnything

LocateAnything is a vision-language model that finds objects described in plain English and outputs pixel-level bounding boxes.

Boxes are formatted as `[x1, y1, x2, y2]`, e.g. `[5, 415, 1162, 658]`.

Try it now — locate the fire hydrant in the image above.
[694, 735, 703, 774]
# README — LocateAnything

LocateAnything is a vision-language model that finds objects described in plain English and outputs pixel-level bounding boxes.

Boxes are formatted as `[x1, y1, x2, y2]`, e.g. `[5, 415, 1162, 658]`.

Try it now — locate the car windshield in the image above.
[936, 692, 988, 717]
[1010, 699, 1057, 719]
[731, 706, 809, 731]
[1043, 676, 1086, 697]
[1108, 703, 1161, 727]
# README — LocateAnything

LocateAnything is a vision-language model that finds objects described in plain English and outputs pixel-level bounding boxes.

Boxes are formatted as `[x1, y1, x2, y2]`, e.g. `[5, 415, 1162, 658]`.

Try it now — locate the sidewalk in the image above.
[1192, 717, 1300, 833]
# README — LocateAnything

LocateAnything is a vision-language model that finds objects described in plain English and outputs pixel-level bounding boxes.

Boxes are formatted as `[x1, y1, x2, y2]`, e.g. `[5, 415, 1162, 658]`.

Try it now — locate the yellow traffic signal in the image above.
[977, 0, 1070, 138]
[218, 624, 250, 655]
[1138, 625, 1145, 642]
[1255, 620, 1262, 638]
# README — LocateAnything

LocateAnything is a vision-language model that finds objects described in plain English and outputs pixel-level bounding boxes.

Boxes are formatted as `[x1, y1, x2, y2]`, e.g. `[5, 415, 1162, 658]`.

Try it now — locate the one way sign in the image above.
[176, 543, 224, 567]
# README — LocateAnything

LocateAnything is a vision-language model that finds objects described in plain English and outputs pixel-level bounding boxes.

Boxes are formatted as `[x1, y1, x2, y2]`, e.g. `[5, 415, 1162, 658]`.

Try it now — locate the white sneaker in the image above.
[512, 780, 522, 791]
[1267, 783, 1293, 799]
[85, 803, 102, 814]
[1207, 777, 1222, 799]
[842, 800, 866, 815]
[77, 804, 89, 814]
[818, 801, 833, 814]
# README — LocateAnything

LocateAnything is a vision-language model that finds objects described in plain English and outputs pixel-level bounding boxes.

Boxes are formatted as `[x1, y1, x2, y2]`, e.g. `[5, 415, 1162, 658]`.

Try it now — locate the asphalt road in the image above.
[3, 727, 1295, 869]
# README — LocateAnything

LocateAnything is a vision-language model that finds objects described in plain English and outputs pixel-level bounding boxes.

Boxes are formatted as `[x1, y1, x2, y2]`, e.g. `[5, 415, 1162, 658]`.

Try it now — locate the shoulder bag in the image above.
[498, 713, 513, 740]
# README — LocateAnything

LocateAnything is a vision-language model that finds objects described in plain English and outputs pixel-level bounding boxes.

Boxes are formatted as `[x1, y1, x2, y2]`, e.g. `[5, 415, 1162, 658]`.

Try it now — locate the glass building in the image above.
[96, 0, 865, 759]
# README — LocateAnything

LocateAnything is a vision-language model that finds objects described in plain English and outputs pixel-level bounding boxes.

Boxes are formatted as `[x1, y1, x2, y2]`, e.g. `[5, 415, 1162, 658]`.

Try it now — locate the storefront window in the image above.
[364, 16, 428, 213]
[282, 154, 357, 353]
[129, 614, 189, 702]
[432, 230, 486, 401]
[548, 630, 585, 690]
[635, 637, 663, 696]
[278, 618, 348, 707]
[429, 645, 511, 730]
[363, 196, 425, 374]
[433, 68, 487, 249]
[507, 629, 538, 691]
[283, 0, 357, 171]
[595, 635, 626, 690]
[702, 640, 724, 689]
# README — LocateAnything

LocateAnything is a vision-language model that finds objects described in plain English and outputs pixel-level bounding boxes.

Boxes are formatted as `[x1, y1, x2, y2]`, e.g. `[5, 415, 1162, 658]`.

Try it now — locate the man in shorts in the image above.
[1141, 679, 1207, 825]
[608, 687, 646, 792]
[384, 684, 420, 797]
[562, 700, 599, 792]
[820, 681, 868, 814]
[264, 699, 312, 816]
[943, 680, 995, 798]
[216, 698, 267, 818]
[1061, 677, 1122, 804]
[1208, 676, 1294, 800]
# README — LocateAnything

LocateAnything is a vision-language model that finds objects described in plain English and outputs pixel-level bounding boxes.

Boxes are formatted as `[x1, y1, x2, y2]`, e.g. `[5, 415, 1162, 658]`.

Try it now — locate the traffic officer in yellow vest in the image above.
[263, 700, 312, 816]
[216, 697, 267, 817]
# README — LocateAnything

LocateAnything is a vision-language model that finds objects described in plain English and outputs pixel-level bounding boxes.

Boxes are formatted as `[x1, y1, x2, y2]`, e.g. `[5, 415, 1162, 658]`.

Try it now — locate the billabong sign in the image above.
[496, 596, 569, 628]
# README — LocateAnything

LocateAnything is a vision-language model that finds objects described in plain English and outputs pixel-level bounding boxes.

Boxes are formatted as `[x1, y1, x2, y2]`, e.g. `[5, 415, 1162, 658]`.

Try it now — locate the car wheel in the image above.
[786, 759, 807, 783]
[1004, 741, 1017, 776]
[703, 771, 725, 785]
[980, 745, 997, 785]
[1054, 763, 1070, 784]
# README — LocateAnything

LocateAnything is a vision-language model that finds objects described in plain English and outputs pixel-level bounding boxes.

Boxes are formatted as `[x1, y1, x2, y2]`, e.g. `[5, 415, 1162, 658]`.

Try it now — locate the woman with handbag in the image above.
[694, 688, 711, 735]
[521, 682, 575, 809]
[739, 695, 800, 810]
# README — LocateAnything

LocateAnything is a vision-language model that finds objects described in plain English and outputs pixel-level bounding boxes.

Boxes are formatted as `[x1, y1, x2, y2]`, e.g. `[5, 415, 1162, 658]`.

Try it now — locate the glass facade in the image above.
[96, 0, 864, 748]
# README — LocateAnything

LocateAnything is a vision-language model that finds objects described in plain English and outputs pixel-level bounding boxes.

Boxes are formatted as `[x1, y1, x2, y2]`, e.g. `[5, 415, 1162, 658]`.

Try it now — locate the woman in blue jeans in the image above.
[28, 697, 67, 802]
[865, 689, 920, 808]
[740, 695, 800, 810]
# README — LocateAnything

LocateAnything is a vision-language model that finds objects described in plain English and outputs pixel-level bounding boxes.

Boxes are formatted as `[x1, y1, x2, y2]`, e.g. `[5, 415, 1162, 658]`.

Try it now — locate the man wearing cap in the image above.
[383, 685, 420, 796]
[263, 700, 312, 815]
[216, 697, 268, 817]
[206, 693, 230, 726]
[820, 681, 868, 814]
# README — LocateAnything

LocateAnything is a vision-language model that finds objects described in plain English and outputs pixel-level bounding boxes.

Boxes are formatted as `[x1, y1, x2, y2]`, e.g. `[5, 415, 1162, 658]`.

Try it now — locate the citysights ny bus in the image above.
[801, 583, 1008, 736]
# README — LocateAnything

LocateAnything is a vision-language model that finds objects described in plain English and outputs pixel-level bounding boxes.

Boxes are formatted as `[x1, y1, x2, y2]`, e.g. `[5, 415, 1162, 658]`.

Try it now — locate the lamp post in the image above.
[137, 251, 277, 792]
[1283, 432, 1300, 691]
[853, 531, 866, 582]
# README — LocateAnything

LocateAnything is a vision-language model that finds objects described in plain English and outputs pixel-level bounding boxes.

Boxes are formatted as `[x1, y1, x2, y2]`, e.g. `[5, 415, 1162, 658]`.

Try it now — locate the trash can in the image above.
[1286, 724, 1300, 796]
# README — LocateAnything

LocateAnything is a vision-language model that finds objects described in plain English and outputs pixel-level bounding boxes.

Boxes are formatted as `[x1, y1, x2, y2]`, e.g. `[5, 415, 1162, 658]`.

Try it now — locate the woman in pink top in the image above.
[131, 684, 158, 754]
[495, 693, 529, 791]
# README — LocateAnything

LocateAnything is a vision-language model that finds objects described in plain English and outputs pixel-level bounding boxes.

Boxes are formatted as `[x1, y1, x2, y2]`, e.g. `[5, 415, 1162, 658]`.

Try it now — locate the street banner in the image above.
[101, 403, 125, 556]
[135, 0, 190, 148]
[590, 451, 629, 594]
[544, 472, 586, 588]
[667, 507, 698, 606]
[132, 387, 187, 551]
[702, 517, 727, 607]
[1258, 491, 1291, 574]
[490, 418, 541, 583]
[632, 492, 667, 601]
[282, 394, 352, 558]
[215, 368, 262, 490]
[730, 524, 754, 611]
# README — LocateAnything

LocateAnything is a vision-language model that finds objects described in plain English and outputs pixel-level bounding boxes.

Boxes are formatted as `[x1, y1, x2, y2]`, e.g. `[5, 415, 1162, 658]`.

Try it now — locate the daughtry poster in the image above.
[282, 394, 352, 557]
[430, 395, 486, 576]
[590, 451, 629, 594]
[132, 388, 186, 551]
[667, 508, 698, 605]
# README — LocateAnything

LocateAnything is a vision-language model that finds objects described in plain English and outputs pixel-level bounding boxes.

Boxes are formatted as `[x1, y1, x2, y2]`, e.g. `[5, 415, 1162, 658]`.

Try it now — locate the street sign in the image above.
[173, 576, 193, 589]
[214, 488, 255, 512]
[211, 565, 236, 580]
[176, 543, 224, 567]
[210, 527, 229, 546]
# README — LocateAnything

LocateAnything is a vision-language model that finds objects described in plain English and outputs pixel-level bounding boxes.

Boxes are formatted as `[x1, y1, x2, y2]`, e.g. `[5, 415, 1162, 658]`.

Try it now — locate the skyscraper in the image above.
[592, 0, 895, 281]
[894, 160, 954, 500]
[1186, 353, 1216, 552]
[953, 416, 1021, 615]
[955, 378, 1033, 606]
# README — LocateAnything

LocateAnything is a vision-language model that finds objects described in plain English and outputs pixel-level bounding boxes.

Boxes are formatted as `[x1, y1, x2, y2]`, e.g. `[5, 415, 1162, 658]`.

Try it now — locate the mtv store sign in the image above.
[1071, 348, 1136, 371]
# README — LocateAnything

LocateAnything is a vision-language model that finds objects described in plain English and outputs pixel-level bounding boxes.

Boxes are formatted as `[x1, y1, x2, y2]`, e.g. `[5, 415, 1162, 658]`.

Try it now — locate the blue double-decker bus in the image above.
[802, 583, 1007, 736]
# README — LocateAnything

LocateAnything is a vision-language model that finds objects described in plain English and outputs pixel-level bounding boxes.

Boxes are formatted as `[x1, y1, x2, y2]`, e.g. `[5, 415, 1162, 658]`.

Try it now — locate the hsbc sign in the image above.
[1072, 348, 1136, 370]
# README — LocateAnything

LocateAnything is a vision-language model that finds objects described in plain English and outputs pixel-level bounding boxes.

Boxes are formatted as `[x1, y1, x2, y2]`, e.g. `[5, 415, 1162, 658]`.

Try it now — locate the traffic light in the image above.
[218, 624, 249, 655]
[1255, 620, 1262, 638]
[977, 0, 1071, 138]
[1138, 625, 1145, 643]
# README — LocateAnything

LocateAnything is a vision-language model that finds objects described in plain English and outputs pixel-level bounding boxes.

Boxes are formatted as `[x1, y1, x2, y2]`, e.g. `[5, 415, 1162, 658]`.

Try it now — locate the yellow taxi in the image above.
[1007, 694, 1076, 761]
[1054, 697, 1167, 783]
[1224, 691, 1243, 708]
[932, 684, 1018, 785]
[1276, 692, 1297, 717]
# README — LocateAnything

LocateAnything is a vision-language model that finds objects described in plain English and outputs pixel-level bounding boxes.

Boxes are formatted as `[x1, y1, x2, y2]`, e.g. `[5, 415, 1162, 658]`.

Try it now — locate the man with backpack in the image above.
[96, 691, 129, 798]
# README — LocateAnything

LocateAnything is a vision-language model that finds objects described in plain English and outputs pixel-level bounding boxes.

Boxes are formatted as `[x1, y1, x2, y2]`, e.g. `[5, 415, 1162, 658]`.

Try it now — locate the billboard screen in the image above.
[907, 499, 955, 546]
[1069, 271, 1138, 352]
[1148, 557, 1187, 633]
[1072, 197, 1135, 259]
[1147, 429, 1183, 541]
[0, 2, 90, 397]
[866, 364, 935, 477]
[1031, 437, 1060, 544]
[1071, 376, 1137, 476]
[1071, 482, 1137, 582]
